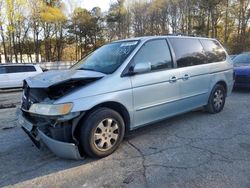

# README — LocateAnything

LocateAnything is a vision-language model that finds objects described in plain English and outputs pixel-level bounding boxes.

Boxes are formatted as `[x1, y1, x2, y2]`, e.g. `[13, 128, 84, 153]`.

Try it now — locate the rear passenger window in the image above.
[6, 66, 36, 73]
[133, 39, 172, 71]
[169, 38, 207, 67]
[0, 67, 6, 74]
[200, 39, 226, 63]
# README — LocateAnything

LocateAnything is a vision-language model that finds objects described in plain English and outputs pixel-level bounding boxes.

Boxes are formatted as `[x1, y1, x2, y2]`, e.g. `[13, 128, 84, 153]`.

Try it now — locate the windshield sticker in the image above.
[120, 41, 138, 47]
[118, 47, 130, 55]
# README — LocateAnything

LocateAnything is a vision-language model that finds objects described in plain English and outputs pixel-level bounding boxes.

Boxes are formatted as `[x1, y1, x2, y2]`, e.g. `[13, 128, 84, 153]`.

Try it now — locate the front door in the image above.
[130, 39, 181, 128]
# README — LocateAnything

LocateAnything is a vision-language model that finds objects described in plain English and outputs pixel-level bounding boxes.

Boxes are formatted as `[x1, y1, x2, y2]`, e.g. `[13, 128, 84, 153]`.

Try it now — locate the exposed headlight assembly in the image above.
[29, 103, 73, 116]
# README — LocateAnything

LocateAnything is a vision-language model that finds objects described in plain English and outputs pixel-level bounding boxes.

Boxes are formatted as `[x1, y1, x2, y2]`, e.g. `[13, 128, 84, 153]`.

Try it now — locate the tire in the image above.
[205, 84, 226, 114]
[80, 107, 125, 158]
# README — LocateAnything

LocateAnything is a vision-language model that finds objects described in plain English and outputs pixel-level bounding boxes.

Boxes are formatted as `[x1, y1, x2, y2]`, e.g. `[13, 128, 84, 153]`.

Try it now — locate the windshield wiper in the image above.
[77, 68, 98, 72]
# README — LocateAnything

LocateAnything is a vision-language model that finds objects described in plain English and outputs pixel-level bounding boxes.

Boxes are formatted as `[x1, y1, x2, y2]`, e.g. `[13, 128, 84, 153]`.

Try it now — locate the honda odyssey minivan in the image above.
[18, 36, 234, 159]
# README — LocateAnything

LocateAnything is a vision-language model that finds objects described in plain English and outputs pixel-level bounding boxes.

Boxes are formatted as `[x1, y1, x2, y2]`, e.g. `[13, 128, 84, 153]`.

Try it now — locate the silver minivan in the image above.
[18, 36, 234, 159]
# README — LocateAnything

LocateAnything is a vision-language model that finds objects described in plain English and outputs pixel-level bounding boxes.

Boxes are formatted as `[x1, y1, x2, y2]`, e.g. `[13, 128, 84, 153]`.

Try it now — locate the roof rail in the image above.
[0, 63, 36, 66]
[167, 33, 202, 37]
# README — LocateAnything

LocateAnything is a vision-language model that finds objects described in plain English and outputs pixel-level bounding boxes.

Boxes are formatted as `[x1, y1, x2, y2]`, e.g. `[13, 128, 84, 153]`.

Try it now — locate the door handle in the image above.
[169, 76, 177, 83]
[182, 74, 190, 80]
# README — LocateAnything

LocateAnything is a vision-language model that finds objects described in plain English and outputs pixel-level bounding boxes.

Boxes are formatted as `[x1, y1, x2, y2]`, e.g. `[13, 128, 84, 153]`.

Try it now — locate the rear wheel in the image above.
[80, 108, 125, 158]
[205, 84, 226, 114]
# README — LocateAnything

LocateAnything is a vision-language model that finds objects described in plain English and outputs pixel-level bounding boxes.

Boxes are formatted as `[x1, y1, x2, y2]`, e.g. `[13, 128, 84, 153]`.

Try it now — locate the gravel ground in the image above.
[0, 90, 250, 188]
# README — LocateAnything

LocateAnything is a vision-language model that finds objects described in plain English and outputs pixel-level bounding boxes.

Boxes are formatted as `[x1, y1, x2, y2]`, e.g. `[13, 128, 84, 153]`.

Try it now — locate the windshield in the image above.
[72, 40, 139, 74]
[233, 53, 250, 65]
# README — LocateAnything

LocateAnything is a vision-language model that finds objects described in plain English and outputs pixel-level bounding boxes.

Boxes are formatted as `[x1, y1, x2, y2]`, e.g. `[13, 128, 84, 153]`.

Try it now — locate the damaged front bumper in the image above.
[17, 108, 84, 160]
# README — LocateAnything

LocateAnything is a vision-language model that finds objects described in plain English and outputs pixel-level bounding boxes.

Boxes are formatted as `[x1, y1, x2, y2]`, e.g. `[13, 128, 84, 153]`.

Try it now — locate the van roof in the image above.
[115, 35, 216, 43]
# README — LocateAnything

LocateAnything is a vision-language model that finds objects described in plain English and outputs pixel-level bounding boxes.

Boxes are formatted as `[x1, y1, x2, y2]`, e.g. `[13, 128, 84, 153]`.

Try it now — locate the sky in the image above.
[81, 0, 114, 11]
[63, 0, 115, 14]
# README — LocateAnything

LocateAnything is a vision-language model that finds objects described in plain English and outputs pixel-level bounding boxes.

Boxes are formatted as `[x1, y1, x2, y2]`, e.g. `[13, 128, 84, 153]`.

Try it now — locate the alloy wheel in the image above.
[213, 89, 224, 110]
[94, 118, 119, 151]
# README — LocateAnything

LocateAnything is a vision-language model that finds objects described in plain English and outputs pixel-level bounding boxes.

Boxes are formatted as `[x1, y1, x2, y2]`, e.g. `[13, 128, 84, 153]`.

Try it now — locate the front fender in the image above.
[55, 88, 134, 124]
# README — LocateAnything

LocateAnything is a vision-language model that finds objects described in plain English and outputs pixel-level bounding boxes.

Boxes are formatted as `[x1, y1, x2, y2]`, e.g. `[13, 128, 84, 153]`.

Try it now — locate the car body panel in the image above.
[177, 63, 212, 111]
[130, 69, 181, 127]
[233, 52, 250, 88]
[210, 60, 234, 94]
[25, 69, 106, 88]
[234, 65, 250, 88]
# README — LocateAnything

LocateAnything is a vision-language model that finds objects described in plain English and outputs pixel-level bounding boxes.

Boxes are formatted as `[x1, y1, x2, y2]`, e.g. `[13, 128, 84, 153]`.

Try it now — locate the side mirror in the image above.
[133, 62, 151, 74]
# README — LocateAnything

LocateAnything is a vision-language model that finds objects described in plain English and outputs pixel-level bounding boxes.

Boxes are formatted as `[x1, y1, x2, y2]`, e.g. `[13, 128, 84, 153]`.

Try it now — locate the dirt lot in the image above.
[0, 90, 250, 188]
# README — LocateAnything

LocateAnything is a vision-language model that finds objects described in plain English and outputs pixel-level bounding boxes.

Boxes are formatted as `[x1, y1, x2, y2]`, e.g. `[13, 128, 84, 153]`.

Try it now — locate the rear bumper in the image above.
[17, 109, 83, 160]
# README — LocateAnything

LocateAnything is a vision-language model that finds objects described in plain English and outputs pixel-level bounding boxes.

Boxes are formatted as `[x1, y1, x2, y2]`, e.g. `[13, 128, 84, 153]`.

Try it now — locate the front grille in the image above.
[235, 75, 250, 84]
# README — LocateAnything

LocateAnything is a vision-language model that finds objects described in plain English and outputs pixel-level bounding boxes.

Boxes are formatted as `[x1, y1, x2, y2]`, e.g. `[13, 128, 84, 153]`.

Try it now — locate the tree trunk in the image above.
[75, 23, 78, 61]
[34, 24, 40, 63]
[224, 0, 229, 45]
[18, 35, 22, 63]
[58, 25, 63, 61]
[206, 9, 210, 37]
[12, 32, 18, 63]
[0, 25, 9, 63]
[211, 8, 215, 38]
[8, 31, 13, 62]
[29, 53, 33, 63]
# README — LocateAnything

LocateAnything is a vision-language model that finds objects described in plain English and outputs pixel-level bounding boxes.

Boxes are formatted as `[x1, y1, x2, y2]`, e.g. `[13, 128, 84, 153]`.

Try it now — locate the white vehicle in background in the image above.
[0, 64, 43, 89]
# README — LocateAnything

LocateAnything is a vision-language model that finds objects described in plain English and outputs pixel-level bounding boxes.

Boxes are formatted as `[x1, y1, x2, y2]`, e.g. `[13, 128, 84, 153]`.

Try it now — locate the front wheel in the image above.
[80, 108, 125, 158]
[205, 84, 226, 114]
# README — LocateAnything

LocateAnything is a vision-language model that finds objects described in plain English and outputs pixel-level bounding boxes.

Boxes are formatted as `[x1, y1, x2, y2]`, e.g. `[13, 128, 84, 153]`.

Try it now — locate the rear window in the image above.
[233, 53, 250, 64]
[6, 66, 36, 73]
[169, 38, 207, 68]
[200, 39, 226, 63]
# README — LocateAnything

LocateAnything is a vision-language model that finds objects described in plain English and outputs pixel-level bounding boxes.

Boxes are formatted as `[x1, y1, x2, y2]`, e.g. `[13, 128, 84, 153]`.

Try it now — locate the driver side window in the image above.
[133, 39, 173, 71]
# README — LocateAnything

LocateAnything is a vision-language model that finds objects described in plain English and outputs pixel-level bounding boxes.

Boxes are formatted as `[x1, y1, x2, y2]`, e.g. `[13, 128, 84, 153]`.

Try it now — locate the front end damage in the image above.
[18, 70, 104, 159]
[17, 107, 84, 159]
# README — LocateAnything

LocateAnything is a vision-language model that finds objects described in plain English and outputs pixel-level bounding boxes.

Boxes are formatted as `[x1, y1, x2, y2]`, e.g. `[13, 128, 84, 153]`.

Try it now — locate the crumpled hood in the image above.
[25, 69, 106, 88]
[234, 65, 250, 75]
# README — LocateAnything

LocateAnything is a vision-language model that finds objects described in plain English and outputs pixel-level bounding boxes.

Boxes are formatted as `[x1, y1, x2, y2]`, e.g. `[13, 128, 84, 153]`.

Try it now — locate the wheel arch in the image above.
[74, 101, 131, 140]
[92, 101, 131, 132]
[215, 80, 228, 94]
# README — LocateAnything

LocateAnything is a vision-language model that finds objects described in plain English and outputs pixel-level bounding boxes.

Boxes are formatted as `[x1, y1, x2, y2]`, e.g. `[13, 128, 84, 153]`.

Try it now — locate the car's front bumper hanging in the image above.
[17, 108, 83, 160]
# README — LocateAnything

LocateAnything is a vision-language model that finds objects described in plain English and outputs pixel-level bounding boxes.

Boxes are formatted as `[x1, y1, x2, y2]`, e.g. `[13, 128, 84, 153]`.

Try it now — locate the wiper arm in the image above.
[77, 68, 97, 72]
[77, 67, 107, 74]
